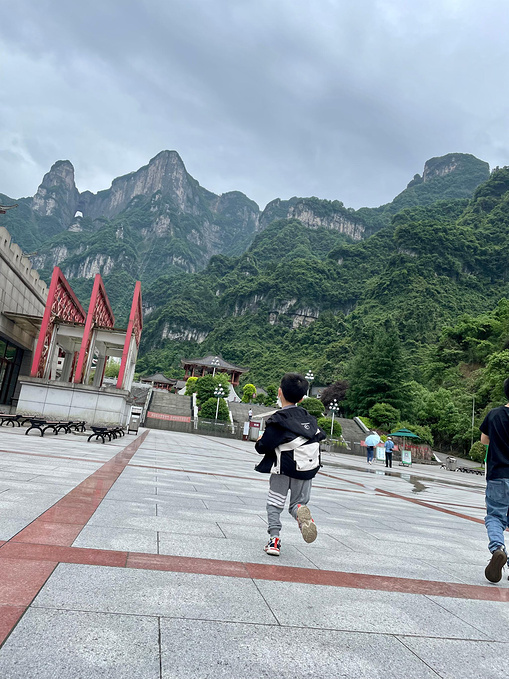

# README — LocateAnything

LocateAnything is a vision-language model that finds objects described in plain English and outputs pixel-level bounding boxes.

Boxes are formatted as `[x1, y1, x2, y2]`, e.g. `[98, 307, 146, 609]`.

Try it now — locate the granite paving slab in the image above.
[254, 580, 490, 638]
[0, 608, 160, 678]
[160, 619, 440, 679]
[33, 563, 277, 624]
[399, 636, 508, 679]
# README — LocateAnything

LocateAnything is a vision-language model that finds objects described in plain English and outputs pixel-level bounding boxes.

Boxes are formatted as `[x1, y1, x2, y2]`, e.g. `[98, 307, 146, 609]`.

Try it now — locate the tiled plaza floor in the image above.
[0, 426, 507, 677]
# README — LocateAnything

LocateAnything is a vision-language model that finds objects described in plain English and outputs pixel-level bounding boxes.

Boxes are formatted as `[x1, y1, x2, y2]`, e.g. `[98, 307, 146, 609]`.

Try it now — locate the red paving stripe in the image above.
[9, 430, 149, 547]
[375, 488, 485, 525]
[0, 430, 150, 648]
[0, 542, 128, 568]
[1, 541, 508, 603]
[321, 470, 487, 524]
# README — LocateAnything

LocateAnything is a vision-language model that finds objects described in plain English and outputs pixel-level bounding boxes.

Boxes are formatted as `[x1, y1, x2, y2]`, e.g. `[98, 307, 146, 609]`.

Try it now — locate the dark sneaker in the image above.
[485, 547, 507, 583]
[296, 504, 317, 544]
[264, 536, 281, 556]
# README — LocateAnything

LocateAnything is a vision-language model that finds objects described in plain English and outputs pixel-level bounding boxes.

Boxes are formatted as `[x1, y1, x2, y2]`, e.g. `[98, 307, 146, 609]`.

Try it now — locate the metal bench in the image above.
[87, 425, 125, 444]
[25, 419, 62, 436]
[0, 414, 22, 427]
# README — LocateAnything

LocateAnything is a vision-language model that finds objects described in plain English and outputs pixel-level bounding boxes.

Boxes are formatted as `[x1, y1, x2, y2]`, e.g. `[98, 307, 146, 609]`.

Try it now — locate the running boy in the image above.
[255, 372, 326, 556]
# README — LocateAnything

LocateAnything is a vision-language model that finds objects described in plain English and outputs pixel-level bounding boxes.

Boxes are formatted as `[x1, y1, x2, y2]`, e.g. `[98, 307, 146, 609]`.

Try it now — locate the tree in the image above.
[242, 384, 257, 403]
[320, 380, 348, 409]
[199, 397, 230, 422]
[345, 321, 409, 415]
[299, 397, 324, 418]
[185, 376, 198, 395]
[195, 374, 230, 405]
[265, 385, 278, 406]
[317, 416, 342, 437]
[369, 403, 400, 431]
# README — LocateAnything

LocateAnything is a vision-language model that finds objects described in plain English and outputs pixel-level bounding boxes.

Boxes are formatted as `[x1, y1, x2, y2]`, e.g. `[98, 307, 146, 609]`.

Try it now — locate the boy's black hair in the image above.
[504, 378, 509, 401]
[280, 372, 308, 404]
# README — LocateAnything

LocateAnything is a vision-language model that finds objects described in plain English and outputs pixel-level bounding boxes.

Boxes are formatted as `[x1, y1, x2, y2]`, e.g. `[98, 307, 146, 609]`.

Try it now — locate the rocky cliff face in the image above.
[79, 151, 208, 220]
[31, 160, 80, 230]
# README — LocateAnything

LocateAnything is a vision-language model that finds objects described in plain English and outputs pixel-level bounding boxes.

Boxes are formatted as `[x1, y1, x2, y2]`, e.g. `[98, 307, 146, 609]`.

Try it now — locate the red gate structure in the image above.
[117, 281, 142, 390]
[73, 274, 115, 384]
[30, 267, 86, 379]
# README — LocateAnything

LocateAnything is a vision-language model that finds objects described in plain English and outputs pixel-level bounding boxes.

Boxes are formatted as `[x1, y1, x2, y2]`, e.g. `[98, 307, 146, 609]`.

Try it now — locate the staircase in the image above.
[145, 391, 192, 429]
[336, 417, 365, 448]
[228, 402, 277, 424]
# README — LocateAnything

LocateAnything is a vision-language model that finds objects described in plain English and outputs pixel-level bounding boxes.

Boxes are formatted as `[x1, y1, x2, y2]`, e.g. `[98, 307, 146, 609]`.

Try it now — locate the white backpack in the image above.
[275, 435, 321, 473]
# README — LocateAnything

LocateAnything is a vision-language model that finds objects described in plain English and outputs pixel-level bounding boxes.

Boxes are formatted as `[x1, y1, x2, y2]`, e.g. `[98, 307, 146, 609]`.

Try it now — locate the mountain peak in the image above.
[31, 159, 79, 224]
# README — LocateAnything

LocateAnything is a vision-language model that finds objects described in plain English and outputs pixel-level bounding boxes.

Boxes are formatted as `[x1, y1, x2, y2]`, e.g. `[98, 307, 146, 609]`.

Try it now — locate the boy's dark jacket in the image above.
[255, 406, 326, 480]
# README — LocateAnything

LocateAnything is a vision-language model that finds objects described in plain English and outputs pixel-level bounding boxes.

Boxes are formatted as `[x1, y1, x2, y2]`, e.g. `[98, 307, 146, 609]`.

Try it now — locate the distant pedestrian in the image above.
[384, 436, 395, 468]
[255, 373, 326, 557]
[365, 431, 380, 465]
[480, 378, 509, 583]
[248, 408, 253, 421]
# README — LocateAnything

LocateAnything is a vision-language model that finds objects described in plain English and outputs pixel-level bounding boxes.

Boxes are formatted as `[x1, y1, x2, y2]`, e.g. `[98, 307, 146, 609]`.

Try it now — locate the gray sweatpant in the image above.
[266, 473, 312, 537]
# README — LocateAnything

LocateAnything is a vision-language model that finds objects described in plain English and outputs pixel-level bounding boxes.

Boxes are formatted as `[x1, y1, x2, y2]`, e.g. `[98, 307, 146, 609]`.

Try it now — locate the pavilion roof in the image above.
[141, 372, 175, 384]
[181, 355, 248, 373]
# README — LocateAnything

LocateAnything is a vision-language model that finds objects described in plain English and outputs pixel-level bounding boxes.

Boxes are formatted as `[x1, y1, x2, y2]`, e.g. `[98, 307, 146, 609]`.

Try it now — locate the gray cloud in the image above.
[1, 0, 508, 209]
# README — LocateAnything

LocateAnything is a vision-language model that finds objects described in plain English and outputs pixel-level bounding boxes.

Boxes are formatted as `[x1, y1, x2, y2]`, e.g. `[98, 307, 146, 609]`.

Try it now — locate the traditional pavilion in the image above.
[181, 355, 248, 386]
[140, 372, 176, 391]
[15, 267, 142, 425]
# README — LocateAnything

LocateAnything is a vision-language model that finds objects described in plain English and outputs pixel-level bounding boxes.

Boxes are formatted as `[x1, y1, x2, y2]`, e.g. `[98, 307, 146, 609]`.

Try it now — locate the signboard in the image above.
[376, 445, 385, 461]
[243, 422, 250, 436]
[146, 412, 191, 423]
[249, 421, 261, 430]
[401, 449, 412, 466]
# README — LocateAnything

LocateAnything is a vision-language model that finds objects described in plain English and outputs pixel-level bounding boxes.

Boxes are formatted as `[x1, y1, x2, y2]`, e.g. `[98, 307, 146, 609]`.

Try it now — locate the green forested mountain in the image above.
[137, 167, 509, 453]
[3, 149, 507, 452]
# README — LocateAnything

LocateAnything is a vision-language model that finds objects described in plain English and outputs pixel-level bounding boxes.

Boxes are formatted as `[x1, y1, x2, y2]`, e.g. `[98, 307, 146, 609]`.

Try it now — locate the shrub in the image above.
[185, 376, 198, 395]
[299, 397, 324, 418]
[318, 416, 342, 437]
[469, 440, 486, 464]
[369, 403, 400, 431]
[254, 393, 266, 405]
[199, 396, 230, 422]
[242, 384, 257, 403]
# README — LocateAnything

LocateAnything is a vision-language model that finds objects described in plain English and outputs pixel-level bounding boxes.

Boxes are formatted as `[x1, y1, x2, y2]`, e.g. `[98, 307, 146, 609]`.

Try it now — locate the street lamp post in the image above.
[305, 370, 314, 397]
[211, 356, 220, 377]
[471, 394, 475, 450]
[214, 385, 225, 421]
[329, 398, 339, 437]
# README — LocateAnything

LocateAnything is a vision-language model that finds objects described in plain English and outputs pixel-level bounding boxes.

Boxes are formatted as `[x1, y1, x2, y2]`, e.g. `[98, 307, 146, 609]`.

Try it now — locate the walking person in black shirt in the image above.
[480, 378, 509, 583]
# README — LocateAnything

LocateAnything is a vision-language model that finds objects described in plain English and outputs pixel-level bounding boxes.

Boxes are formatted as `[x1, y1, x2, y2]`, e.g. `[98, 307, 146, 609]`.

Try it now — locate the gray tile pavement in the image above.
[0, 427, 507, 677]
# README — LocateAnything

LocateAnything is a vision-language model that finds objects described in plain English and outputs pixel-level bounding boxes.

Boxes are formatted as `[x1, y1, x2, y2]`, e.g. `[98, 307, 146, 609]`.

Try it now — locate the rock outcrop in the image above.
[31, 160, 80, 228]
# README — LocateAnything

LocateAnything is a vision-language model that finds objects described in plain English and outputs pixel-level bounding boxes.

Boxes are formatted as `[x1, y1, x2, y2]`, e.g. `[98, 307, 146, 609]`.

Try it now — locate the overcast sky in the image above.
[1, 0, 508, 210]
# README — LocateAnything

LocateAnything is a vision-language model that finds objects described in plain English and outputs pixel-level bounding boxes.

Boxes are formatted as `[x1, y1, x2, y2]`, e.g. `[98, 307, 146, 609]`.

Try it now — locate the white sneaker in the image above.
[296, 504, 317, 544]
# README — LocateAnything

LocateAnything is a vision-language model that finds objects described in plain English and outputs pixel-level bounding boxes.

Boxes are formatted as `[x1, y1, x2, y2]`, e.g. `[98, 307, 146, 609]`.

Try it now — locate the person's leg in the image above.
[385, 452, 389, 467]
[266, 473, 290, 537]
[485, 480, 509, 552]
[388, 452, 392, 468]
[288, 478, 317, 543]
[484, 479, 509, 582]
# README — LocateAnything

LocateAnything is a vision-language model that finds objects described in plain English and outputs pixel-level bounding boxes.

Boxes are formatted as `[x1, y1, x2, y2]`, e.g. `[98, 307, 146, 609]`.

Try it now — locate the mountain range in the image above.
[0, 150, 501, 382]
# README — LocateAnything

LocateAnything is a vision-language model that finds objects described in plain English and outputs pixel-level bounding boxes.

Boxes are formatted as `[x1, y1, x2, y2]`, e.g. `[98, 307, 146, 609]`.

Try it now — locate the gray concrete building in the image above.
[0, 226, 48, 411]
